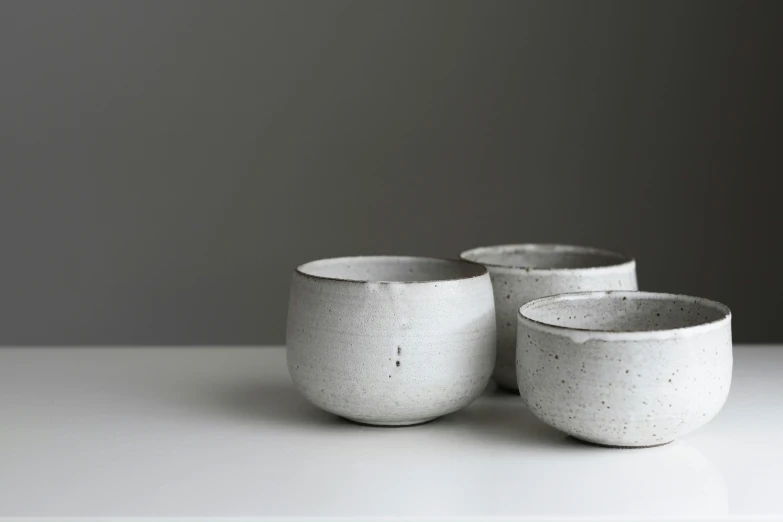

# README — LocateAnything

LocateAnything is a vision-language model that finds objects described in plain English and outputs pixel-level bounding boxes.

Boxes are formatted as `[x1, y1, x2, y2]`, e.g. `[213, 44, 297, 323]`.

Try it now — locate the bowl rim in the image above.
[459, 243, 636, 274]
[295, 255, 488, 284]
[518, 290, 732, 341]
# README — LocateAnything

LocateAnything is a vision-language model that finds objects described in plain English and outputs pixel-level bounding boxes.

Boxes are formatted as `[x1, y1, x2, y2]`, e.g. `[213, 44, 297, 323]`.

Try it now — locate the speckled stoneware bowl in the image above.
[517, 291, 732, 447]
[286, 256, 496, 426]
[460, 244, 637, 391]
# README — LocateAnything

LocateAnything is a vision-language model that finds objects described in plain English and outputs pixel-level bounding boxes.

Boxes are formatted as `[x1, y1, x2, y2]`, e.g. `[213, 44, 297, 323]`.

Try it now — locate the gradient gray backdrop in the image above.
[1, 1, 780, 345]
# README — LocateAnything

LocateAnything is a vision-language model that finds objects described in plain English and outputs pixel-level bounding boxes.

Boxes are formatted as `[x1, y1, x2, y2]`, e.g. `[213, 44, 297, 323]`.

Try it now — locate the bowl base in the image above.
[571, 436, 675, 449]
[342, 416, 438, 427]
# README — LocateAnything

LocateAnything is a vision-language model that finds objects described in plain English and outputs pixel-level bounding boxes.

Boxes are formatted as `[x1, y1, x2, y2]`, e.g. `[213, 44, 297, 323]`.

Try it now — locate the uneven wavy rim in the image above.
[295, 255, 488, 284]
[460, 243, 635, 275]
[518, 291, 732, 341]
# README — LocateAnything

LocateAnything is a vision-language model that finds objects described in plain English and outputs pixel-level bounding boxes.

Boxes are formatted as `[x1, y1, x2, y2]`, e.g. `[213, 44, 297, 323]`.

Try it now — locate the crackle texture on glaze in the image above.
[461, 244, 637, 391]
[517, 291, 732, 447]
[286, 256, 496, 426]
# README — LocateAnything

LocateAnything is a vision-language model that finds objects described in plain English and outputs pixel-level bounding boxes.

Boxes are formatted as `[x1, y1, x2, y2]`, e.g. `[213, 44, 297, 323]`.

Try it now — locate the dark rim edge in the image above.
[460, 243, 636, 272]
[295, 255, 489, 284]
[517, 290, 732, 336]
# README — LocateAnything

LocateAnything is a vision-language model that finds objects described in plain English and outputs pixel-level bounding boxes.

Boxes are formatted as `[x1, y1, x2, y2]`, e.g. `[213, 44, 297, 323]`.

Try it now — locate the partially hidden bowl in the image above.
[517, 291, 732, 447]
[286, 256, 496, 426]
[460, 244, 637, 391]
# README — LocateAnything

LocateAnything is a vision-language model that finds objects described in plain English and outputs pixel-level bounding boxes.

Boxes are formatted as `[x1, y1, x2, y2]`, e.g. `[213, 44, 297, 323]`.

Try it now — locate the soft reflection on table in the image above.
[0, 346, 779, 520]
[444, 388, 727, 518]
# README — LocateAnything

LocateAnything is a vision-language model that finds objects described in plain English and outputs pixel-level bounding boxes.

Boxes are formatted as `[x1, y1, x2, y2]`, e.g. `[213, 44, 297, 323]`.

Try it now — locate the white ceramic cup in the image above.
[517, 291, 732, 447]
[460, 244, 637, 391]
[286, 256, 496, 426]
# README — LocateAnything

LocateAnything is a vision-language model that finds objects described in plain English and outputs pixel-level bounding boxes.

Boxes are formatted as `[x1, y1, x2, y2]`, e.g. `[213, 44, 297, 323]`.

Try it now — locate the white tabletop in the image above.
[0, 345, 781, 521]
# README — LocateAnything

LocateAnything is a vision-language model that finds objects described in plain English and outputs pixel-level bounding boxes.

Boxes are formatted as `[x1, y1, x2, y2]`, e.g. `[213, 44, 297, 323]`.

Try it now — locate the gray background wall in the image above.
[1, 1, 780, 345]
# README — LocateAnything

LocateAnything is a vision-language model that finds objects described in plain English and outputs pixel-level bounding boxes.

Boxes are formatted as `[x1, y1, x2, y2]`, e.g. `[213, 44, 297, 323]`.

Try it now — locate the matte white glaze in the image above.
[460, 244, 637, 391]
[286, 256, 496, 426]
[517, 291, 733, 447]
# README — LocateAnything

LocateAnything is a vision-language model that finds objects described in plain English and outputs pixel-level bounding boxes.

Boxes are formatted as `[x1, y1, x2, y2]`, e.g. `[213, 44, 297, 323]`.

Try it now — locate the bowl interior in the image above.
[297, 256, 485, 283]
[461, 244, 631, 270]
[521, 292, 729, 332]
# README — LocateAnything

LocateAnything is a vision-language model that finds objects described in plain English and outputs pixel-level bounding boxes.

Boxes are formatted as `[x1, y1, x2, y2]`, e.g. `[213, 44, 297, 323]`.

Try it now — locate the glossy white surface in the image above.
[0, 346, 781, 521]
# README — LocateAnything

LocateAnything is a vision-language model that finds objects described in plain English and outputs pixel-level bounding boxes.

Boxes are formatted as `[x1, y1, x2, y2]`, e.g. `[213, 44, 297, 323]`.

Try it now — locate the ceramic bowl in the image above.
[460, 244, 637, 391]
[517, 291, 732, 447]
[286, 256, 496, 426]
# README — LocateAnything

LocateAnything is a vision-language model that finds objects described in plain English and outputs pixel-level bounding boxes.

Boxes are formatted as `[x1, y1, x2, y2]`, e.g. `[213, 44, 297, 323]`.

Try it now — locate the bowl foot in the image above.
[570, 436, 675, 449]
[341, 416, 439, 427]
